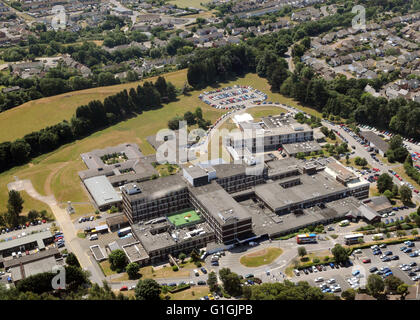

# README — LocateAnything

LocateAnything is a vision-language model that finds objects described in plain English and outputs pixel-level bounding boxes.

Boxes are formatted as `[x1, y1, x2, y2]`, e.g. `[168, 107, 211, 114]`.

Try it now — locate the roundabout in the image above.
[239, 247, 284, 268]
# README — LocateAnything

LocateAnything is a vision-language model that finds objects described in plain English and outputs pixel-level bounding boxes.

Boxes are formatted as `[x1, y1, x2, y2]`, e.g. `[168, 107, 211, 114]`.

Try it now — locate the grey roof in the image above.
[4, 247, 59, 268]
[347, 204, 381, 221]
[360, 131, 390, 153]
[0, 230, 53, 253]
[255, 171, 347, 212]
[122, 174, 187, 202]
[84, 175, 122, 208]
[362, 196, 393, 212]
[192, 183, 252, 226]
[10, 254, 62, 282]
[282, 141, 322, 155]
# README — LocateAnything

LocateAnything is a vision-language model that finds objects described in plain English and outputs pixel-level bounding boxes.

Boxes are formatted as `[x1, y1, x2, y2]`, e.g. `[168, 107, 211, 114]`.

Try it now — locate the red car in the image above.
[362, 259, 371, 263]
[120, 286, 128, 291]
[414, 189, 419, 194]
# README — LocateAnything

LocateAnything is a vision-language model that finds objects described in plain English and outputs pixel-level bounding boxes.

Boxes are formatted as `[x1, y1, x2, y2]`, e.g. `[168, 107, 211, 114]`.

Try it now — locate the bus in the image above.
[296, 233, 317, 244]
[118, 227, 131, 238]
[344, 233, 364, 245]
[372, 233, 384, 240]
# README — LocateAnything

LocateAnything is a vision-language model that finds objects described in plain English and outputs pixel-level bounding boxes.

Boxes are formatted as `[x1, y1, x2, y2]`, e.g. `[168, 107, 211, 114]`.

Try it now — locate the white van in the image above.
[193, 269, 199, 276]
[12, 252, 16, 259]
[89, 234, 98, 241]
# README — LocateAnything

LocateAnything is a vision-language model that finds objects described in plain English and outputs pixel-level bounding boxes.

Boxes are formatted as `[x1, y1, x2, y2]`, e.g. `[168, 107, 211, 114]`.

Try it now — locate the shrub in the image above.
[172, 265, 179, 272]
[313, 258, 320, 263]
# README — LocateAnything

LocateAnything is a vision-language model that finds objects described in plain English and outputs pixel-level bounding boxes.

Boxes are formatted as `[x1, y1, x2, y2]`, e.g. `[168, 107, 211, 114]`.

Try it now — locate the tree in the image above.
[396, 283, 409, 299]
[383, 190, 393, 200]
[331, 244, 348, 263]
[341, 288, 356, 300]
[367, 274, 385, 298]
[65, 252, 80, 268]
[183, 111, 196, 125]
[190, 248, 200, 262]
[399, 185, 412, 204]
[7, 190, 24, 227]
[298, 246, 307, 257]
[178, 252, 187, 263]
[126, 262, 140, 280]
[207, 271, 218, 292]
[108, 249, 128, 273]
[222, 272, 242, 297]
[135, 279, 161, 300]
[384, 275, 403, 293]
[377, 173, 394, 194]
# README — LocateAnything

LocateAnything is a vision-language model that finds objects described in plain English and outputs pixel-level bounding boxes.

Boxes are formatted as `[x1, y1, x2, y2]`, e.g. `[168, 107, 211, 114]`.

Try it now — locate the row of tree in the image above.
[0, 76, 177, 173]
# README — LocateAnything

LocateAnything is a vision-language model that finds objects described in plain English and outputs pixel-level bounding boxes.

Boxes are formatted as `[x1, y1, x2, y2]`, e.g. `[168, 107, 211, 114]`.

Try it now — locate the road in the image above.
[7, 179, 104, 285]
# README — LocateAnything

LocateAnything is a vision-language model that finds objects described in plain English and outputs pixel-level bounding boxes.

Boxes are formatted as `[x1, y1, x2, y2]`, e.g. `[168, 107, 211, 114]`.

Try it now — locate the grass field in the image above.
[246, 106, 288, 120]
[138, 265, 191, 279]
[167, 210, 201, 227]
[168, 0, 209, 10]
[0, 69, 188, 143]
[0, 71, 311, 217]
[165, 286, 210, 300]
[239, 247, 283, 267]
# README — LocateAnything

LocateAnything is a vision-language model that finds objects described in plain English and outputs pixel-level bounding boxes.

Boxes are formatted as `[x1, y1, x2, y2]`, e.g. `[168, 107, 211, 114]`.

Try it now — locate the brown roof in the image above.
[106, 213, 129, 227]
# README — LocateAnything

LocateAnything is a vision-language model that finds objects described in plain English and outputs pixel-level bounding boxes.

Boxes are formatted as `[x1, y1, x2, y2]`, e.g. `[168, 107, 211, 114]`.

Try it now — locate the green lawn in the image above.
[247, 105, 288, 120]
[165, 286, 210, 300]
[168, 0, 209, 10]
[239, 247, 283, 267]
[0, 69, 189, 144]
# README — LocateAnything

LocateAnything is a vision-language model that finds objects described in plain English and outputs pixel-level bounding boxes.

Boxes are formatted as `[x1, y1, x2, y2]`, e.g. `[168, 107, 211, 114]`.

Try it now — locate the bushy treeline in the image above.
[248, 280, 339, 300]
[0, 76, 177, 173]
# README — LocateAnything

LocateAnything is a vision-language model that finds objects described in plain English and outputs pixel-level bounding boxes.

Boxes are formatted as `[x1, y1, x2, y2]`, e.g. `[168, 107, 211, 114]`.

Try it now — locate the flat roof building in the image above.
[84, 176, 122, 210]
[0, 230, 54, 258]
[359, 131, 390, 156]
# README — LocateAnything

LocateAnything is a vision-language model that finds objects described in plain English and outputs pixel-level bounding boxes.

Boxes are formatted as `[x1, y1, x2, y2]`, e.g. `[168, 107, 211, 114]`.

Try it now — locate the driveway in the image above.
[7, 179, 104, 285]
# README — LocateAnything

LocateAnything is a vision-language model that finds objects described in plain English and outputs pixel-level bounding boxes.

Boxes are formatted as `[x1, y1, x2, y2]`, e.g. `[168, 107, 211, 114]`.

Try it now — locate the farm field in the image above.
[0, 72, 309, 218]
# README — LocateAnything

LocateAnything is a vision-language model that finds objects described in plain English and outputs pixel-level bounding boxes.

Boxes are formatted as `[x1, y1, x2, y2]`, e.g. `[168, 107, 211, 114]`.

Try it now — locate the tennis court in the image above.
[167, 210, 201, 227]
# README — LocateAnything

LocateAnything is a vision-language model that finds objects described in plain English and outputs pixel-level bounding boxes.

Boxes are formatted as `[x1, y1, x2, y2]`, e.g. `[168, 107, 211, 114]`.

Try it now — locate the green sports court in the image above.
[167, 210, 202, 228]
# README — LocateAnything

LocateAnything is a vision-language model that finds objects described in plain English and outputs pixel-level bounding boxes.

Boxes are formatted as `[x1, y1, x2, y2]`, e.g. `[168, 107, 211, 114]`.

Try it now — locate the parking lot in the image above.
[285, 241, 420, 295]
[199, 85, 267, 110]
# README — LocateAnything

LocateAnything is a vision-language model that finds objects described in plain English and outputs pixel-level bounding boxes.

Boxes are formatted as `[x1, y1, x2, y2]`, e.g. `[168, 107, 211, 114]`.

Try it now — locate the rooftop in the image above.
[84, 175, 122, 208]
[0, 230, 53, 253]
[191, 183, 252, 225]
[360, 131, 390, 153]
[122, 174, 187, 202]
[255, 171, 348, 211]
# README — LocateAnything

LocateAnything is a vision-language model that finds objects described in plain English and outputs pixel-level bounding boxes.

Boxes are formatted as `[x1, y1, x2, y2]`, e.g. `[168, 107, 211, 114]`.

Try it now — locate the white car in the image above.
[354, 249, 362, 254]
[331, 286, 341, 292]
[327, 278, 336, 284]
[315, 277, 324, 282]
[312, 266, 318, 273]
